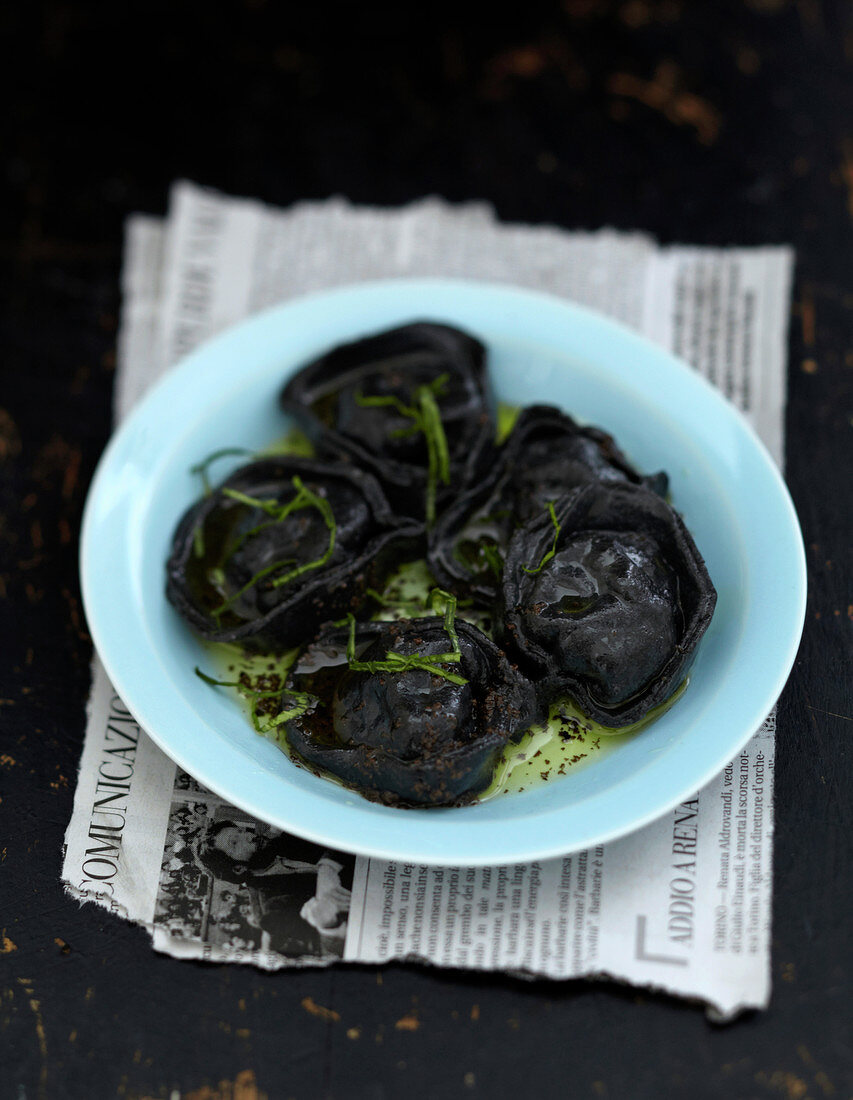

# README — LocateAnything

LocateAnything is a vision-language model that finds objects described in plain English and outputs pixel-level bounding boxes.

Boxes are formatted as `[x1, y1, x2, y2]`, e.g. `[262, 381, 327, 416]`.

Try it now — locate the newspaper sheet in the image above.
[63, 181, 793, 1018]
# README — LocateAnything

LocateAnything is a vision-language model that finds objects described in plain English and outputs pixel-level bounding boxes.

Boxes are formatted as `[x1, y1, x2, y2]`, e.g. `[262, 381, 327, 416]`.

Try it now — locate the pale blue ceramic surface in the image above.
[80, 279, 806, 865]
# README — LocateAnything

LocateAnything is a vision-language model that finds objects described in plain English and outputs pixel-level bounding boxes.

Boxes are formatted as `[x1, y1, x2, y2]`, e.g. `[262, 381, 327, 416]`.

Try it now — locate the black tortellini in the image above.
[497, 482, 717, 727]
[282, 618, 542, 806]
[279, 322, 495, 520]
[169, 321, 718, 808]
[429, 405, 667, 606]
[166, 456, 423, 651]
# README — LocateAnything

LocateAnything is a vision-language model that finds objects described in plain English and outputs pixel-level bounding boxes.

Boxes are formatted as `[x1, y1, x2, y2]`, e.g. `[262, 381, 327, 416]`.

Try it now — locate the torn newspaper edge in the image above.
[64, 181, 793, 1019]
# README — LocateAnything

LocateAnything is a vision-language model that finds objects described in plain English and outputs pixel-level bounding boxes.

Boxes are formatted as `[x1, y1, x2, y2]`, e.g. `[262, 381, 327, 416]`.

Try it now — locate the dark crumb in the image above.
[533, 749, 542, 758]
[540, 771, 550, 781]
[254, 672, 283, 692]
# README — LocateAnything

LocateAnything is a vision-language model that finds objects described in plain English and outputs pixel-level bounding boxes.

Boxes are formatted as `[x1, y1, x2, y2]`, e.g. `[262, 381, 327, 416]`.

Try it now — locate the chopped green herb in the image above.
[354, 389, 416, 420]
[428, 588, 462, 654]
[188, 447, 255, 559]
[417, 383, 450, 525]
[522, 501, 561, 575]
[270, 480, 335, 587]
[194, 665, 316, 734]
[211, 476, 336, 619]
[365, 587, 427, 614]
[343, 587, 468, 685]
[220, 487, 282, 513]
[190, 447, 254, 496]
[367, 577, 474, 618]
[355, 374, 451, 525]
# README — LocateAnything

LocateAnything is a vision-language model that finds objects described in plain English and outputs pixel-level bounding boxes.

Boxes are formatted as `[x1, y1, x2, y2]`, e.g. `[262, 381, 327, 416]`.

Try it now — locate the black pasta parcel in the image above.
[166, 321, 717, 807]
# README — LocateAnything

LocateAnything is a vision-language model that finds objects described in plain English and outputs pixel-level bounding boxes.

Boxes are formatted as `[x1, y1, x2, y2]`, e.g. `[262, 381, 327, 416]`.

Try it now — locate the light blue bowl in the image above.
[80, 279, 806, 865]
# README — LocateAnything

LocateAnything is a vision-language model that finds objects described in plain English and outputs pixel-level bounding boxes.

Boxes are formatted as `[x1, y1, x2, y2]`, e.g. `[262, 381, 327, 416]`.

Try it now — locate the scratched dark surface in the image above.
[2, 1, 852, 1098]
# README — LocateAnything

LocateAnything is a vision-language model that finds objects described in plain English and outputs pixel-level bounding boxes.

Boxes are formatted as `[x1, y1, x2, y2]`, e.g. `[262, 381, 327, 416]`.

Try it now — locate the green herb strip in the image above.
[191, 447, 255, 496]
[365, 587, 425, 614]
[416, 383, 450, 525]
[344, 587, 468, 686]
[355, 374, 451, 525]
[522, 501, 562, 575]
[195, 666, 317, 734]
[210, 476, 336, 619]
[190, 448, 255, 557]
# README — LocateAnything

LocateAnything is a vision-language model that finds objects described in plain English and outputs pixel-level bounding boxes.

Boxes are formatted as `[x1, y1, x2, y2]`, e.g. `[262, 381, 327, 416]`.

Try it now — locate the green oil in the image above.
[479, 677, 688, 801]
[482, 699, 623, 799]
[368, 559, 493, 635]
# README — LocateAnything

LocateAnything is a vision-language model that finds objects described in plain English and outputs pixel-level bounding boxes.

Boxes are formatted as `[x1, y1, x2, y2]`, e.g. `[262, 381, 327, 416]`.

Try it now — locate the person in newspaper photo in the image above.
[192, 819, 354, 958]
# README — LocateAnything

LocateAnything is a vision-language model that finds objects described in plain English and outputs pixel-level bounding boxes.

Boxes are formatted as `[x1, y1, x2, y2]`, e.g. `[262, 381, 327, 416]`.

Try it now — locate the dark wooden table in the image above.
[3, 2, 851, 1097]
